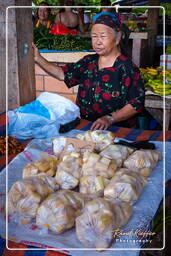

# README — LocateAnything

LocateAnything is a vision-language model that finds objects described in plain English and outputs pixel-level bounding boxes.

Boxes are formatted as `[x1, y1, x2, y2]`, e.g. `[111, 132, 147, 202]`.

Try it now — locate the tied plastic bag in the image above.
[8, 92, 80, 139]
[8, 100, 60, 139]
[37, 92, 80, 125]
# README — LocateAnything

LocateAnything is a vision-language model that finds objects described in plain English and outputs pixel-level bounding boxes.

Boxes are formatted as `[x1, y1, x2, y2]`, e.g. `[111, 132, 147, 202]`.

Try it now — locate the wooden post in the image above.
[1, 0, 35, 113]
[147, 0, 160, 66]
[0, 1, 7, 113]
[15, 1, 36, 106]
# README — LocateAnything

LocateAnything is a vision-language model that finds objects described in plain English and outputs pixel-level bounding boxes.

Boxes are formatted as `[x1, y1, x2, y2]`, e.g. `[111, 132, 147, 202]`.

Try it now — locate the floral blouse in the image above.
[62, 54, 145, 128]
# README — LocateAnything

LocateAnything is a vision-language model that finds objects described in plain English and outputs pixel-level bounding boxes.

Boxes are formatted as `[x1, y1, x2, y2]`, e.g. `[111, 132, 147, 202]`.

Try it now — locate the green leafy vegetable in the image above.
[33, 26, 92, 51]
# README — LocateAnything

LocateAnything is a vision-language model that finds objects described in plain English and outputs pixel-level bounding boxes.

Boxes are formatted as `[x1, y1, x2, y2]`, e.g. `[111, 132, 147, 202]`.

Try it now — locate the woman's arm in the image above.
[110, 104, 137, 123]
[90, 104, 137, 131]
[32, 43, 64, 81]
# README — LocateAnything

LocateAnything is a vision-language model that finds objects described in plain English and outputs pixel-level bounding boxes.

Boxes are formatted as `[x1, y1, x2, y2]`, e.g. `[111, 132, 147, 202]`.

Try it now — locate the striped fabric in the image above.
[1, 112, 171, 173]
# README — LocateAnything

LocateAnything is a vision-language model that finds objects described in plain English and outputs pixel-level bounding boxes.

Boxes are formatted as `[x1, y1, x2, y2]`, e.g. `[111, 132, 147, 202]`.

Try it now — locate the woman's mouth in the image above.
[94, 48, 103, 52]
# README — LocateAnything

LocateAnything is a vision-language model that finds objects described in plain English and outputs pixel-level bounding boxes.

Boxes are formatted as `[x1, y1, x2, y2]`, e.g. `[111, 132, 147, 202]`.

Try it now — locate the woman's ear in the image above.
[115, 31, 122, 46]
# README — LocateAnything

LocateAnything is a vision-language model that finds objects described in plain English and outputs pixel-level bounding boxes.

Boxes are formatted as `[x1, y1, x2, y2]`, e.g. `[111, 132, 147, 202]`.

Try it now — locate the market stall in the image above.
[1, 1, 171, 256]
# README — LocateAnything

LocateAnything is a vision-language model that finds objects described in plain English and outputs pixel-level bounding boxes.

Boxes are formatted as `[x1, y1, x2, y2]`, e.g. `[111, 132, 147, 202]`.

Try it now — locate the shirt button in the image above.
[88, 102, 90, 104]
[86, 115, 88, 118]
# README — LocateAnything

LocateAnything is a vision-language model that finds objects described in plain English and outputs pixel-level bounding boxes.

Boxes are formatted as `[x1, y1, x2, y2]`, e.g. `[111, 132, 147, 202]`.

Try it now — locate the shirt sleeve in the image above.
[125, 67, 145, 113]
[61, 56, 87, 88]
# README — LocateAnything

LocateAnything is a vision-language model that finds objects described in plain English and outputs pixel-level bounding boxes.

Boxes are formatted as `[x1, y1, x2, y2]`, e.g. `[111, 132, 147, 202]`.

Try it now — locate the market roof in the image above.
[112, 0, 170, 5]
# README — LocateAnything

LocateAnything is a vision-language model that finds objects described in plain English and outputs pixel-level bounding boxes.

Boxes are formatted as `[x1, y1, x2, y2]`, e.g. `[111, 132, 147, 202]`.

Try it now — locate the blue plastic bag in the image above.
[8, 100, 60, 139]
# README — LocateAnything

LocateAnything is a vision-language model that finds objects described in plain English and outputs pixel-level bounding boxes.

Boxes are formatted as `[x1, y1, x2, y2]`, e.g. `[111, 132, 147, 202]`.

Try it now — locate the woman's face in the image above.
[91, 24, 119, 56]
[38, 6, 49, 21]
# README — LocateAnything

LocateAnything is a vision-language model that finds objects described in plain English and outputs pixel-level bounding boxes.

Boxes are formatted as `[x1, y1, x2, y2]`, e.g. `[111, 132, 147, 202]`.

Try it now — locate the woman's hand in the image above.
[32, 42, 40, 63]
[90, 116, 113, 131]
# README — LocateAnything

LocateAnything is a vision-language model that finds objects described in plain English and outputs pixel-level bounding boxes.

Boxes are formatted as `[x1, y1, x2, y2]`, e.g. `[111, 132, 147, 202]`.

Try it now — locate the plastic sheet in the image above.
[0, 133, 170, 256]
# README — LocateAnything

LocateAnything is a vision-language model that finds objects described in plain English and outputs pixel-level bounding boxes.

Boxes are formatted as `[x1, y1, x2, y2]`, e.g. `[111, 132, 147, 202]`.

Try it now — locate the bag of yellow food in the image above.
[8, 175, 59, 224]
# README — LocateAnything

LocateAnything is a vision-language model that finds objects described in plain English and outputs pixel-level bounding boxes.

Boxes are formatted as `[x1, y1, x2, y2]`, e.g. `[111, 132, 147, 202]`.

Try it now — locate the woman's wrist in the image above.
[105, 113, 116, 125]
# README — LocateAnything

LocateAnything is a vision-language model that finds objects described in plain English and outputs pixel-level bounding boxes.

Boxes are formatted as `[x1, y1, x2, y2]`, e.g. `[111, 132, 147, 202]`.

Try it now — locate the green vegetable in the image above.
[33, 26, 92, 51]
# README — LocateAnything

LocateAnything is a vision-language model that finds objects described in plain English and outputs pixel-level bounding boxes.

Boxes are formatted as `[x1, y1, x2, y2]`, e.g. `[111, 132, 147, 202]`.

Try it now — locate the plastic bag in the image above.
[76, 130, 114, 152]
[81, 152, 117, 179]
[100, 144, 134, 167]
[8, 92, 80, 139]
[36, 190, 87, 234]
[76, 198, 132, 249]
[55, 153, 82, 189]
[75, 198, 115, 249]
[37, 92, 80, 125]
[123, 149, 162, 176]
[8, 109, 60, 139]
[8, 99, 60, 139]
[8, 175, 59, 224]
[22, 155, 59, 178]
[79, 175, 110, 196]
[104, 169, 147, 203]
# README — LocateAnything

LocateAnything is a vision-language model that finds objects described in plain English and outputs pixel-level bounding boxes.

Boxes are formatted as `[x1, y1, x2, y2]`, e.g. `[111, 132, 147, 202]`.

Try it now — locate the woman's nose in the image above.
[96, 37, 102, 45]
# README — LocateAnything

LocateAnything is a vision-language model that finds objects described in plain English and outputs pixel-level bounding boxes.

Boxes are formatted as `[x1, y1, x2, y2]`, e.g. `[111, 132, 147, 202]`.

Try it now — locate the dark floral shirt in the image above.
[62, 54, 145, 128]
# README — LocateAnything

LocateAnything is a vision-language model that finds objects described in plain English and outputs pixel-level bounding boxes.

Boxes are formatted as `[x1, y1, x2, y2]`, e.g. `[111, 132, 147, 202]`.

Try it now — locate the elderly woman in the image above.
[34, 1, 52, 29]
[33, 12, 144, 131]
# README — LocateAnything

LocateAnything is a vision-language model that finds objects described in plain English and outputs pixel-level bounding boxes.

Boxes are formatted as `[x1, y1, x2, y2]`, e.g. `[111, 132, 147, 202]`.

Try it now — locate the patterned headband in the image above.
[93, 12, 122, 32]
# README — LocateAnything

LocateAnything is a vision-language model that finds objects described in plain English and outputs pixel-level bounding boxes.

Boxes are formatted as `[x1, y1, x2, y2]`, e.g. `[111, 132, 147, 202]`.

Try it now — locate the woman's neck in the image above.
[98, 50, 121, 69]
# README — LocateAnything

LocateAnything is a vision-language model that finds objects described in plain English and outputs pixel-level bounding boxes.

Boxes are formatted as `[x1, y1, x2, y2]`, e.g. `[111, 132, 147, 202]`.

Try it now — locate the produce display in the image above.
[34, 26, 92, 51]
[140, 67, 171, 96]
[125, 20, 147, 32]
[7, 131, 162, 250]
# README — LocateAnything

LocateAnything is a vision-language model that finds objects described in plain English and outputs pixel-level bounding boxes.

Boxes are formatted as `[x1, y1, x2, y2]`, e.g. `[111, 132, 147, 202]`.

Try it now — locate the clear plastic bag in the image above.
[76, 130, 114, 152]
[75, 198, 132, 249]
[22, 155, 59, 178]
[123, 149, 162, 176]
[81, 152, 117, 179]
[100, 144, 134, 167]
[79, 175, 110, 196]
[36, 190, 87, 234]
[55, 153, 82, 189]
[8, 175, 59, 224]
[104, 169, 147, 203]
